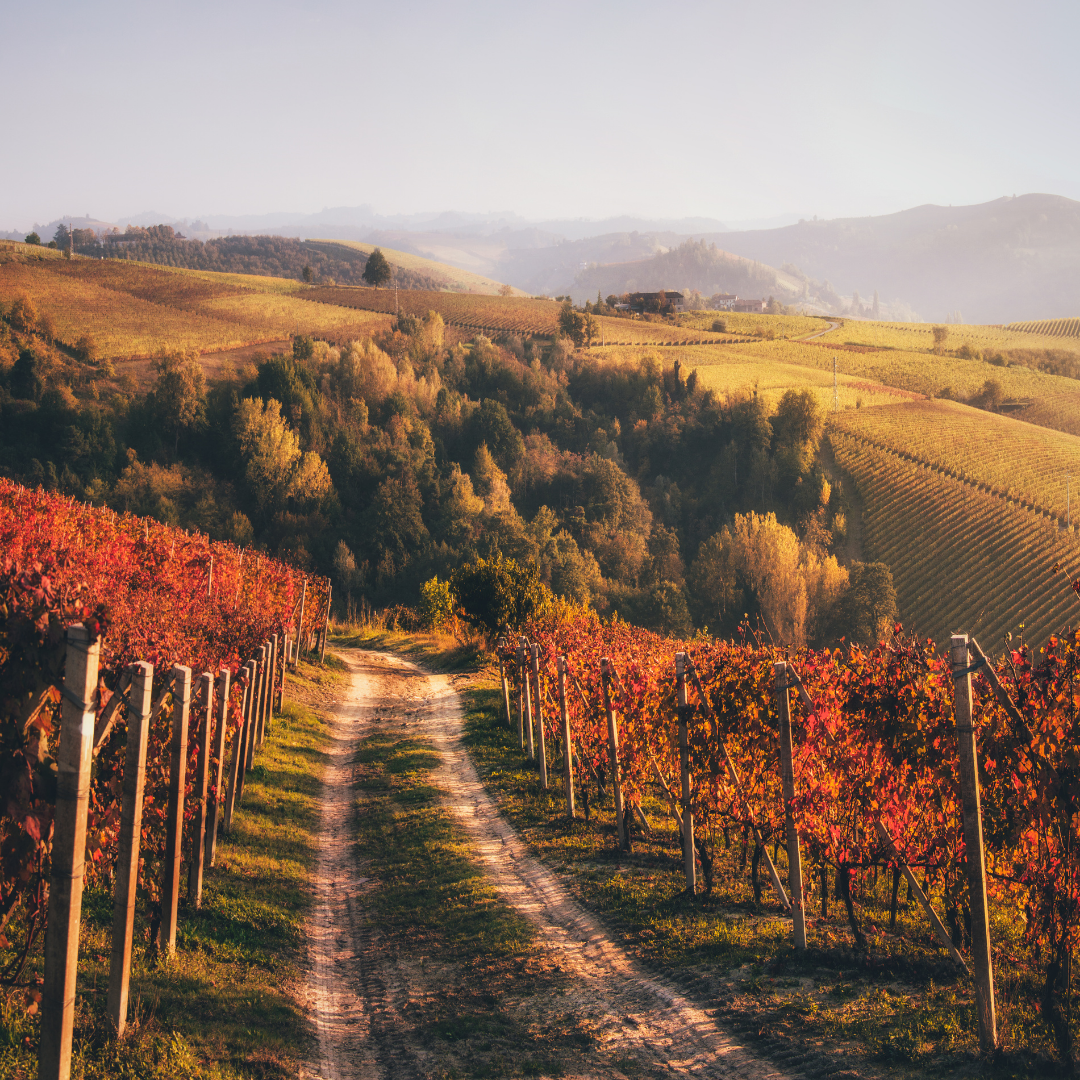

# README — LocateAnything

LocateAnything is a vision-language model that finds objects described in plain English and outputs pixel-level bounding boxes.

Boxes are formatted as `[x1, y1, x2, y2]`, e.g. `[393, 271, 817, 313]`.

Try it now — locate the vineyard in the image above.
[828, 426, 1080, 648]
[304, 284, 737, 346]
[0, 480, 330, 1077]
[0, 252, 392, 360]
[831, 399, 1080, 521]
[498, 604, 1080, 1061]
[1008, 317, 1080, 338]
[813, 318, 1080, 356]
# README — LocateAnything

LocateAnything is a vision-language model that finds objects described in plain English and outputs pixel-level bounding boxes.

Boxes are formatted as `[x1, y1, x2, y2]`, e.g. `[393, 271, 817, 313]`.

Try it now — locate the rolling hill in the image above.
[703, 194, 1080, 324]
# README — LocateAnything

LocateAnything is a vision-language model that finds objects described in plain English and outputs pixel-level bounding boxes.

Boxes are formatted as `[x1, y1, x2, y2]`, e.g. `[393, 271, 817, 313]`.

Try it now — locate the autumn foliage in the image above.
[0, 479, 328, 981]
[511, 606, 1080, 1057]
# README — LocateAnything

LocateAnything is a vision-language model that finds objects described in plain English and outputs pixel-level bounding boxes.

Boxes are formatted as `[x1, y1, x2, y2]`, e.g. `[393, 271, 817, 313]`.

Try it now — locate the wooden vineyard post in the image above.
[557, 656, 575, 818]
[676, 652, 696, 894]
[255, 644, 268, 748]
[774, 661, 806, 950]
[951, 633, 997, 1052]
[516, 635, 529, 756]
[160, 665, 192, 957]
[600, 659, 628, 851]
[514, 640, 525, 749]
[267, 635, 278, 730]
[498, 642, 513, 729]
[205, 668, 231, 869]
[530, 644, 549, 789]
[319, 586, 332, 664]
[40, 625, 101, 1080]
[107, 661, 153, 1036]
[225, 665, 253, 829]
[246, 653, 262, 768]
[280, 634, 289, 703]
[188, 672, 214, 908]
[296, 580, 308, 661]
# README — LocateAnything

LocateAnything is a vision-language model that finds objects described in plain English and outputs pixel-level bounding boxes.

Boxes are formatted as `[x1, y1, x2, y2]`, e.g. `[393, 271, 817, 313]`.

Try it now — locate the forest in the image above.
[0, 303, 893, 645]
[46, 225, 444, 290]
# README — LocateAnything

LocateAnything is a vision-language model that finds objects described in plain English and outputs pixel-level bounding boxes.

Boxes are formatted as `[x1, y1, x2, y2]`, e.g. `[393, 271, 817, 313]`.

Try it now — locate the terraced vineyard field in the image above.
[0, 250, 391, 359]
[829, 427, 1080, 650]
[677, 310, 829, 337]
[1007, 317, 1080, 337]
[709, 336, 1080, 437]
[815, 317, 1080, 354]
[832, 399, 1080, 521]
[305, 285, 734, 345]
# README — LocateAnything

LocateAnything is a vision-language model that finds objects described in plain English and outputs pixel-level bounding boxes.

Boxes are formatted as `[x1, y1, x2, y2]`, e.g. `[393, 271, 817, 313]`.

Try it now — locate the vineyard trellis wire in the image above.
[497, 604, 1080, 1061]
[0, 481, 332, 1080]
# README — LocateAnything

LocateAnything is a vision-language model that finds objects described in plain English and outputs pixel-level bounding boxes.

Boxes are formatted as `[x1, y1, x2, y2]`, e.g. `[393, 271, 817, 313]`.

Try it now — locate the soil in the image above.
[298, 649, 814, 1080]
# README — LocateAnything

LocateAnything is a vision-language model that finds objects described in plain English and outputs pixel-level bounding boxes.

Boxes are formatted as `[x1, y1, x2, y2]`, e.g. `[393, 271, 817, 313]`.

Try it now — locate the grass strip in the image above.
[1, 660, 335, 1080]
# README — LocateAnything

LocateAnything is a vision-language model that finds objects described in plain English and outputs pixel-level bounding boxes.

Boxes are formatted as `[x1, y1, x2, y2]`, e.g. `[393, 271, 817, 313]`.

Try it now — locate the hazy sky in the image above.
[5, 0, 1078, 229]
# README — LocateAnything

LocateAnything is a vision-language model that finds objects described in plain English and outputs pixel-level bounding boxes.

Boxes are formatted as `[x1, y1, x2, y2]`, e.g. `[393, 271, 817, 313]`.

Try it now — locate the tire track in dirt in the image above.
[302, 649, 799, 1079]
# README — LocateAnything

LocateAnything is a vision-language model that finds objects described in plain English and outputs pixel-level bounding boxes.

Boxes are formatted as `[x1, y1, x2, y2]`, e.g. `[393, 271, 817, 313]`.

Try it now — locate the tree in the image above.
[152, 353, 207, 455]
[362, 247, 392, 288]
[302, 264, 314, 283]
[498, 283, 513, 296]
[9, 349, 43, 401]
[932, 325, 949, 351]
[8, 295, 38, 334]
[451, 553, 551, 635]
[234, 396, 332, 511]
[872, 289, 880, 318]
[73, 334, 99, 364]
[558, 301, 586, 347]
[24, 232, 40, 246]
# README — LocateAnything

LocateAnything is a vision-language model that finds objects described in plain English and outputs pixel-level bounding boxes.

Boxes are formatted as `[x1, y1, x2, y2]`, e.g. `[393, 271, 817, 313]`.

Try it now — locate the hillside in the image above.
[0, 243, 392, 367]
[702, 194, 1080, 324]
[309, 239, 521, 295]
[569, 239, 801, 306]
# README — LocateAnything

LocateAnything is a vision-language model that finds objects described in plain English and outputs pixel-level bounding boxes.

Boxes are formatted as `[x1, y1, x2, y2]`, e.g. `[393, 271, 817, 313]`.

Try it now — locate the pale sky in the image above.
[4, 0, 1078, 229]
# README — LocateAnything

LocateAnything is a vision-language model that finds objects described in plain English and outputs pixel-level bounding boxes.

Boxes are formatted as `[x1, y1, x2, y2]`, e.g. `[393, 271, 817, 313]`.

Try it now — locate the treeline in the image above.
[0, 304, 893, 646]
[49, 224, 444, 290]
[574, 239, 781, 303]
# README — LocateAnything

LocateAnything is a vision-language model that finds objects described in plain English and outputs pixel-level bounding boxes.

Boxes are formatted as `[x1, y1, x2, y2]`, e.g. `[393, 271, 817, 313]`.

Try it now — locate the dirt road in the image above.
[301, 649, 798, 1080]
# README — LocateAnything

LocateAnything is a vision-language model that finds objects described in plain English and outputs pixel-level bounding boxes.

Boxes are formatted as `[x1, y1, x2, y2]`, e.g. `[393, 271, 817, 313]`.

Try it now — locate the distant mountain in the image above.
[569, 240, 795, 305]
[701, 194, 1080, 323]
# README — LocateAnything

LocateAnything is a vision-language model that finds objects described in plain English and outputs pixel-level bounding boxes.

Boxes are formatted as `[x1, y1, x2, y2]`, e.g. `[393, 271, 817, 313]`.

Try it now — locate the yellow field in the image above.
[0, 254, 391, 359]
[678, 310, 830, 338]
[1007, 317, 1080, 338]
[831, 399, 1080, 522]
[308, 239, 521, 295]
[592, 343, 914, 412]
[306, 285, 734, 345]
[830, 428, 1080, 650]
[815, 318, 1080, 355]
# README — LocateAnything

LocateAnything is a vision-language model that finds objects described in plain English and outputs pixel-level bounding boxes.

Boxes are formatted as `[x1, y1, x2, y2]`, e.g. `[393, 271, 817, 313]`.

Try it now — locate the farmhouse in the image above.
[732, 298, 766, 312]
[626, 290, 685, 314]
[711, 293, 739, 310]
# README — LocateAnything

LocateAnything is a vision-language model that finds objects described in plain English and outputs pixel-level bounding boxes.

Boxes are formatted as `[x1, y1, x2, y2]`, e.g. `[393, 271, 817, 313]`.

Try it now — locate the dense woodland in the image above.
[0, 300, 895, 645]
[44, 225, 444, 290]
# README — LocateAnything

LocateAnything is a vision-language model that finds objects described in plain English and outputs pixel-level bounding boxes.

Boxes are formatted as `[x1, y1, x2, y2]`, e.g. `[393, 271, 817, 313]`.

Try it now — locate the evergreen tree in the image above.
[362, 247, 392, 288]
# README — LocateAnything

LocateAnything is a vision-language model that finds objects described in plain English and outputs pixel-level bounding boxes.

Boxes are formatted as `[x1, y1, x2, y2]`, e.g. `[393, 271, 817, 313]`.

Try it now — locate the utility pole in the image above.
[833, 356, 839, 411]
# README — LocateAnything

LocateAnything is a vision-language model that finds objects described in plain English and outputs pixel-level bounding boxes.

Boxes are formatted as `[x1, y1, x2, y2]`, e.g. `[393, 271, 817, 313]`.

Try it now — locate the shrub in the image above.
[418, 575, 455, 630]
[451, 553, 551, 636]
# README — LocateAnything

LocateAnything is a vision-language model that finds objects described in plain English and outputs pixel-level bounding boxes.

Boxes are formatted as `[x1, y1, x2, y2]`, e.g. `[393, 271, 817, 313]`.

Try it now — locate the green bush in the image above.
[418, 575, 455, 630]
[451, 554, 551, 636]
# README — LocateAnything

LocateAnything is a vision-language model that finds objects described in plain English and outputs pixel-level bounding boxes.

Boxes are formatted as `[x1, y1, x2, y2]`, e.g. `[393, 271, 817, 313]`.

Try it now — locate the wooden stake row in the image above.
[40, 629, 286, 1080]
[515, 636, 999, 1053]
